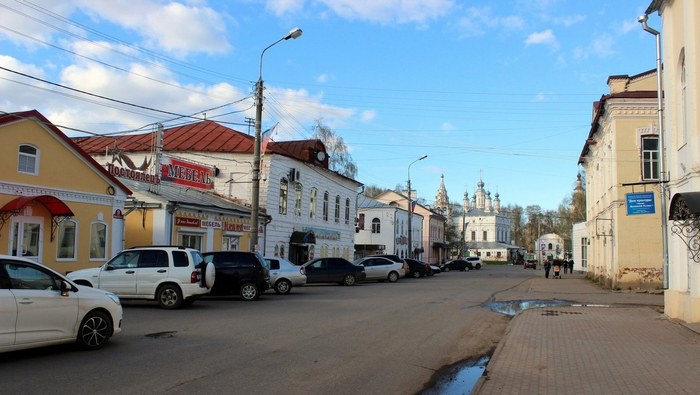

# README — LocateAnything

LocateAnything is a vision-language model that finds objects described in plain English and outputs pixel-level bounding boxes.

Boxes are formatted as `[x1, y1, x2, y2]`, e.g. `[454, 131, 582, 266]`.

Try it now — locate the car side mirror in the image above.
[60, 281, 71, 297]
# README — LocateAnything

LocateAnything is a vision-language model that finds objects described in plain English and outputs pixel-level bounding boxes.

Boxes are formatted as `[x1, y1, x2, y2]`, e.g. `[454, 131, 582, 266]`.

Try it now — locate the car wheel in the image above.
[274, 279, 292, 295]
[388, 271, 399, 282]
[240, 283, 260, 301]
[343, 274, 356, 286]
[157, 284, 183, 309]
[427, 271, 434, 277]
[476, 263, 482, 270]
[77, 310, 111, 350]
[412, 270, 421, 278]
[443, 266, 450, 272]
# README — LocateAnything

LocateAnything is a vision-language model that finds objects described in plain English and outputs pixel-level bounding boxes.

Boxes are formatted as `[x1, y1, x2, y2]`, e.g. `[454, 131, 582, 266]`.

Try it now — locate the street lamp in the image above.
[639, 14, 669, 289]
[407, 155, 427, 259]
[250, 27, 303, 252]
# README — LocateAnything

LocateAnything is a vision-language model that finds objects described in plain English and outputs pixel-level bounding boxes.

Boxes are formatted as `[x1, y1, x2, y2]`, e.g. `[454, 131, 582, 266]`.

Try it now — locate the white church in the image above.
[434, 174, 523, 262]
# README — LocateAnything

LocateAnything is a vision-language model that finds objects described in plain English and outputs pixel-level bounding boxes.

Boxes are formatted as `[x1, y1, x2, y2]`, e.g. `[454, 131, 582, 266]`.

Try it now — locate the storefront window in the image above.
[57, 219, 77, 259]
[89, 222, 107, 260]
[222, 236, 239, 251]
[179, 233, 203, 250]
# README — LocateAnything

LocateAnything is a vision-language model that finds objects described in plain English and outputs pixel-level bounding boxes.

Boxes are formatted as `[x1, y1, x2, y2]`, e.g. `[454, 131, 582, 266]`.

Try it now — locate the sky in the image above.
[0, 0, 660, 211]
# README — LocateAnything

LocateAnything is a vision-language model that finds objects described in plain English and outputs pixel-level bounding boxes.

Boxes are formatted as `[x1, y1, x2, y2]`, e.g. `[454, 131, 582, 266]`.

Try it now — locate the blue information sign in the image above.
[626, 192, 655, 215]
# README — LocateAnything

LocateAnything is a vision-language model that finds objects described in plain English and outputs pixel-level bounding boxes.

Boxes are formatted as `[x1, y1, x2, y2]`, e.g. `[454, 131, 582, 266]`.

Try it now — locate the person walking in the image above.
[569, 259, 574, 274]
[544, 259, 551, 279]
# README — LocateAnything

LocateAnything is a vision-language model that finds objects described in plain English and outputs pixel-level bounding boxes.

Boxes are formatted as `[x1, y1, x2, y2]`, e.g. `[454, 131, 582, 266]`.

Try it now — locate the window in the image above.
[18, 144, 39, 174]
[139, 250, 169, 268]
[173, 251, 189, 267]
[345, 198, 350, 224]
[279, 178, 288, 215]
[2, 261, 59, 291]
[372, 218, 381, 234]
[89, 222, 107, 260]
[548, 243, 553, 250]
[57, 219, 77, 260]
[483, 231, 487, 241]
[222, 236, 239, 251]
[310, 188, 317, 219]
[642, 136, 659, 180]
[680, 52, 687, 147]
[323, 192, 329, 221]
[334, 195, 340, 223]
[294, 183, 302, 216]
[471, 231, 476, 241]
[179, 233, 203, 250]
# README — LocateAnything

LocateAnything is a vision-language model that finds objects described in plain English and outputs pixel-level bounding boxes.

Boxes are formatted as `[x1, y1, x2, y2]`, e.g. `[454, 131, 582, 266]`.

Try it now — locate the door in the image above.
[9, 217, 43, 263]
[361, 259, 378, 280]
[136, 249, 170, 297]
[0, 289, 17, 347]
[99, 250, 139, 296]
[304, 259, 328, 283]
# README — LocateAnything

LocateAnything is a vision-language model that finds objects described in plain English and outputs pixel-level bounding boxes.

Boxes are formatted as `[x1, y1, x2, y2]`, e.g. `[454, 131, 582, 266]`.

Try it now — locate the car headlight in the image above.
[106, 293, 121, 306]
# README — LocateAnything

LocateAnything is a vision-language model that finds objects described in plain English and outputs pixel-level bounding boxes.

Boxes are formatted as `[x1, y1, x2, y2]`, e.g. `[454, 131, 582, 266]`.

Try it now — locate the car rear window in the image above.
[173, 251, 189, 267]
[267, 260, 280, 270]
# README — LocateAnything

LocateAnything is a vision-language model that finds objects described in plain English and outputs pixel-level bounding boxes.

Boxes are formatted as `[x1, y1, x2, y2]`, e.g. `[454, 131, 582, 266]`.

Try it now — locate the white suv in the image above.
[466, 256, 484, 270]
[67, 246, 215, 309]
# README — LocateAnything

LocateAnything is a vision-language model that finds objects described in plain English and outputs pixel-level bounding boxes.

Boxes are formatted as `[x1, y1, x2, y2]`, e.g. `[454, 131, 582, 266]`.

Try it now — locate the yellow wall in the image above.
[124, 208, 155, 247]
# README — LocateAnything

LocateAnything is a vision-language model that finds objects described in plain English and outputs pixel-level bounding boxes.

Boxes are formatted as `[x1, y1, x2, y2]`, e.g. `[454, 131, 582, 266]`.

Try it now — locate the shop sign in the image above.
[201, 220, 222, 229]
[113, 209, 124, 219]
[302, 226, 341, 241]
[176, 217, 201, 227]
[107, 163, 161, 184]
[223, 222, 251, 232]
[161, 156, 214, 190]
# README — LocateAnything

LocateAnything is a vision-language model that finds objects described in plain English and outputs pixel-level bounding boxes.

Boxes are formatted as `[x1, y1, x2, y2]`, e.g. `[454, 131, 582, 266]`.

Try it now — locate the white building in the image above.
[354, 195, 423, 259]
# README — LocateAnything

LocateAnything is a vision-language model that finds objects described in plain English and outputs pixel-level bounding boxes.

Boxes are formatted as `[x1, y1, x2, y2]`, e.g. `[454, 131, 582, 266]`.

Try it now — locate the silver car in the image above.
[264, 257, 307, 294]
[353, 256, 405, 283]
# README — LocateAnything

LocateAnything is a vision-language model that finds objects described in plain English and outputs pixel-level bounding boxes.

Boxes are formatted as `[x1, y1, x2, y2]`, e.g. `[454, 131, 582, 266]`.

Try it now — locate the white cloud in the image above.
[315, 0, 454, 24]
[524, 29, 559, 50]
[618, 20, 638, 34]
[360, 110, 376, 122]
[456, 7, 525, 37]
[553, 14, 586, 27]
[265, 0, 307, 16]
[442, 122, 454, 131]
[591, 34, 615, 58]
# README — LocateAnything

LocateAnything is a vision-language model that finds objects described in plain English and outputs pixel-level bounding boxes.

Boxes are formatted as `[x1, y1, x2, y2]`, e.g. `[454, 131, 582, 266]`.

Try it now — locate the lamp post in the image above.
[250, 27, 303, 253]
[407, 155, 427, 259]
[639, 14, 669, 289]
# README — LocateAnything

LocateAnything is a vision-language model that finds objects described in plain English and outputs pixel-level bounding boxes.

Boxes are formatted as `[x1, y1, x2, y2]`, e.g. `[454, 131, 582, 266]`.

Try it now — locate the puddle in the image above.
[421, 355, 490, 395]
[481, 299, 575, 316]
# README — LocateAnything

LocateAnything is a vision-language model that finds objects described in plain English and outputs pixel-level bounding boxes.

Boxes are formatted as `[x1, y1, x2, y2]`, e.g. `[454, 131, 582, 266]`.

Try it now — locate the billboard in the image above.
[161, 156, 214, 190]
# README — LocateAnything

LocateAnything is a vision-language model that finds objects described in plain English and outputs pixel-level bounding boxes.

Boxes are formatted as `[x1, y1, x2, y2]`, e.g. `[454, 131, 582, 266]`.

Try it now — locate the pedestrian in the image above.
[544, 259, 551, 278]
[569, 259, 574, 274]
[561, 259, 568, 274]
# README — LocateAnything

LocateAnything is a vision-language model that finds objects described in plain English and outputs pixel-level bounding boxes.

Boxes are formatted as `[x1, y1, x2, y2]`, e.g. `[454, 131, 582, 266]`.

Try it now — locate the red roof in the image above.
[0, 195, 74, 216]
[0, 110, 132, 195]
[73, 120, 328, 167]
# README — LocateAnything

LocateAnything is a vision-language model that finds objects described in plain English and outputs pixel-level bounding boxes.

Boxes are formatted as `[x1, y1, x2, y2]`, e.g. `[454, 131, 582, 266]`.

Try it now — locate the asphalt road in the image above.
[0, 265, 539, 395]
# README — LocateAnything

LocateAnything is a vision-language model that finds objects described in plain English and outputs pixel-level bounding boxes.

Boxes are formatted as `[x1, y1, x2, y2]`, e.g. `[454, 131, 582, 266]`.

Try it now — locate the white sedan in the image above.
[0, 255, 123, 353]
[264, 257, 307, 294]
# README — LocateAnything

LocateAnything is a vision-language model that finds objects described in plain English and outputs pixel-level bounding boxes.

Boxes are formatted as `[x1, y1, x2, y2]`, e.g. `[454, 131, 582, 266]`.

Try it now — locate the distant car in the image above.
[264, 257, 306, 294]
[441, 259, 471, 272]
[1, 255, 122, 353]
[404, 258, 431, 278]
[524, 259, 537, 269]
[428, 264, 441, 275]
[466, 256, 484, 270]
[201, 251, 270, 301]
[354, 256, 405, 282]
[302, 257, 366, 286]
[367, 254, 410, 277]
[67, 245, 215, 309]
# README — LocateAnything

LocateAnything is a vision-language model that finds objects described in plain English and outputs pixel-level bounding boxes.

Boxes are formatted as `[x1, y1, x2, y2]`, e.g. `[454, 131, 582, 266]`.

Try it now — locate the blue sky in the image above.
[0, 0, 659, 210]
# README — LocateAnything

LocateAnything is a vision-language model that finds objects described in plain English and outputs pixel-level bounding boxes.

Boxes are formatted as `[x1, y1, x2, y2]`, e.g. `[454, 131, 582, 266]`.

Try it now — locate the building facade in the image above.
[354, 195, 423, 260]
[646, 0, 700, 322]
[0, 111, 131, 274]
[578, 70, 663, 289]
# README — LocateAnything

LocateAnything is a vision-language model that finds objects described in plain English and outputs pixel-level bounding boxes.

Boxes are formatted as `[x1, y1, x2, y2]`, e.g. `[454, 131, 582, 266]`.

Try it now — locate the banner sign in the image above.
[176, 217, 200, 227]
[626, 192, 655, 215]
[302, 226, 341, 241]
[161, 156, 214, 190]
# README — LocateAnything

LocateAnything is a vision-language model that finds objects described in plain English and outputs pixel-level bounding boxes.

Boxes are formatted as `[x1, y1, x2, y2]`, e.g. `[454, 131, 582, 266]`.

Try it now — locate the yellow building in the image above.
[645, 0, 700, 322]
[578, 70, 663, 290]
[0, 110, 131, 274]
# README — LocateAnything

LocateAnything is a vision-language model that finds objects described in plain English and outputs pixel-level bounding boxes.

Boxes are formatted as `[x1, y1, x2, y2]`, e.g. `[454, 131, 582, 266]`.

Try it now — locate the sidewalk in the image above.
[472, 272, 700, 395]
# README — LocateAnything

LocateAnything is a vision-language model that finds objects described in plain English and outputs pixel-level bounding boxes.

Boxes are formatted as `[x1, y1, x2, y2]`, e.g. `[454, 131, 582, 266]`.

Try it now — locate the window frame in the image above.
[18, 144, 39, 175]
[89, 221, 108, 261]
[294, 182, 302, 217]
[309, 188, 317, 220]
[323, 192, 329, 221]
[56, 219, 78, 261]
[371, 218, 381, 234]
[279, 178, 289, 215]
[641, 135, 659, 181]
[334, 195, 340, 223]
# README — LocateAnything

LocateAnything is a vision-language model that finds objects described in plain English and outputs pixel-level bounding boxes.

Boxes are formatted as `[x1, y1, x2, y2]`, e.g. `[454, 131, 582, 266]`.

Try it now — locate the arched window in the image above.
[18, 144, 39, 175]
[89, 222, 108, 260]
[310, 188, 317, 219]
[334, 195, 340, 223]
[294, 183, 302, 216]
[372, 218, 381, 233]
[344, 198, 350, 224]
[323, 192, 329, 221]
[548, 243, 553, 250]
[679, 49, 687, 147]
[279, 178, 288, 215]
[57, 219, 77, 260]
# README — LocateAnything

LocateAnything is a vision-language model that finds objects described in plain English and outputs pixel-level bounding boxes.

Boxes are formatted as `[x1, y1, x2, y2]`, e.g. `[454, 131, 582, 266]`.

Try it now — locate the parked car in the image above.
[466, 256, 484, 270]
[354, 256, 405, 282]
[264, 256, 306, 294]
[367, 254, 410, 277]
[302, 257, 366, 286]
[68, 245, 215, 309]
[524, 259, 537, 269]
[1, 255, 123, 352]
[428, 264, 441, 275]
[202, 251, 270, 300]
[440, 259, 471, 272]
[404, 258, 431, 278]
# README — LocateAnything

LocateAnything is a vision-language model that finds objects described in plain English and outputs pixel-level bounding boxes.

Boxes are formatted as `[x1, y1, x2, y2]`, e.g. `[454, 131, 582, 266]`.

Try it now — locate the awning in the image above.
[0, 195, 74, 242]
[670, 192, 700, 220]
[432, 242, 450, 249]
[290, 230, 316, 244]
[1, 195, 74, 216]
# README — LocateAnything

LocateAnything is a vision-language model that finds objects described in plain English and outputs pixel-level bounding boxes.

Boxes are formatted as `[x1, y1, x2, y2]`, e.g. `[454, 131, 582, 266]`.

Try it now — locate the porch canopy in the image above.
[0, 195, 74, 216]
[290, 230, 316, 244]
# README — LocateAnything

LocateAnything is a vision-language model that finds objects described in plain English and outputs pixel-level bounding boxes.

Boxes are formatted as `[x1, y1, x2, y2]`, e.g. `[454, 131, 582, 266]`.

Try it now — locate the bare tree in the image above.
[312, 120, 357, 179]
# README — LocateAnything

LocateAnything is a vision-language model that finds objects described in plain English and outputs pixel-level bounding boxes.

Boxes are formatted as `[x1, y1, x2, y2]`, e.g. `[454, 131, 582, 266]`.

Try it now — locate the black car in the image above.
[404, 258, 431, 278]
[302, 257, 366, 286]
[440, 259, 473, 272]
[201, 251, 270, 300]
